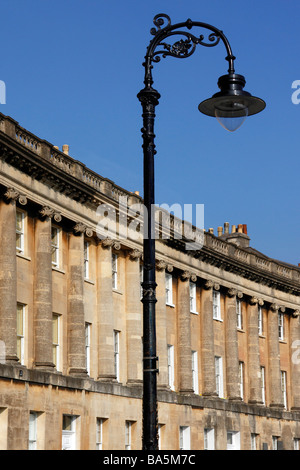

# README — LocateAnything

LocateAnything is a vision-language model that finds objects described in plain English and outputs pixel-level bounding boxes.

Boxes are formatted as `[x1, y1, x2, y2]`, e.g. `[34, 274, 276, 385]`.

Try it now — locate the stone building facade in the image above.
[0, 112, 300, 450]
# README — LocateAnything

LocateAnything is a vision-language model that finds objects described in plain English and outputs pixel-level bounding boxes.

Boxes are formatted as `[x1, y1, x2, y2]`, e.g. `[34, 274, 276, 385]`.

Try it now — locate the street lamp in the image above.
[137, 13, 265, 450]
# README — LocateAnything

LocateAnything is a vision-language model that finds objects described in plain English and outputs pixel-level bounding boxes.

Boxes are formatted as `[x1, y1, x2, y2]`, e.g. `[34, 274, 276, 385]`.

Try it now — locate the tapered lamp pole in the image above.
[138, 13, 265, 450]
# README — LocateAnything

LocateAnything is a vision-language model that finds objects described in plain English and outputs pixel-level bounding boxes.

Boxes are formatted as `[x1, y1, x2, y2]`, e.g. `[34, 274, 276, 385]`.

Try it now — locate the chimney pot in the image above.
[217, 226, 223, 237]
[238, 224, 243, 233]
[224, 222, 230, 234]
[208, 228, 214, 234]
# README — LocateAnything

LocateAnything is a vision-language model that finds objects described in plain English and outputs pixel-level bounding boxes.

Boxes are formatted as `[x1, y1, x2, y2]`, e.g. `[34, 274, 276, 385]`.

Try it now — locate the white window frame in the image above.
[215, 356, 223, 398]
[51, 225, 60, 268]
[29, 411, 37, 450]
[112, 253, 118, 290]
[258, 306, 263, 335]
[212, 289, 221, 320]
[281, 370, 287, 409]
[167, 345, 175, 391]
[17, 303, 25, 365]
[16, 209, 25, 254]
[204, 428, 215, 450]
[251, 433, 257, 450]
[278, 313, 284, 340]
[165, 272, 173, 306]
[189, 281, 197, 313]
[96, 418, 104, 450]
[192, 350, 199, 394]
[260, 366, 266, 404]
[125, 421, 132, 450]
[85, 322, 91, 376]
[272, 436, 278, 450]
[84, 241, 90, 279]
[227, 431, 240, 450]
[114, 330, 120, 381]
[52, 313, 60, 371]
[62, 415, 77, 450]
[236, 298, 242, 329]
[179, 426, 190, 450]
[158, 424, 163, 450]
[239, 361, 244, 400]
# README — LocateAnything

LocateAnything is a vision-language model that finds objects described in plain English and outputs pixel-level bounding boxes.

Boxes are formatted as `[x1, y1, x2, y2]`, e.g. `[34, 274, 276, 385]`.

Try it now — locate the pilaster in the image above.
[0, 188, 26, 363]
[155, 260, 171, 390]
[67, 224, 88, 376]
[97, 238, 118, 380]
[200, 280, 217, 396]
[290, 310, 300, 410]
[125, 248, 143, 385]
[247, 297, 263, 404]
[33, 206, 61, 370]
[177, 270, 194, 393]
[268, 303, 284, 408]
[225, 288, 242, 401]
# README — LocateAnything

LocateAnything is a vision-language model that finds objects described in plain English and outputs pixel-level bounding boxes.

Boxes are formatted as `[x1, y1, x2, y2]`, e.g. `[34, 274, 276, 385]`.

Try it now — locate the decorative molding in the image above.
[203, 280, 213, 290]
[227, 288, 237, 298]
[128, 249, 142, 260]
[101, 238, 121, 250]
[4, 187, 27, 205]
[156, 259, 167, 271]
[292, 310, 300, 318]
[270, 303, 279, 312]
[39, 205, 62, 222]
[73, 222, 93, 237]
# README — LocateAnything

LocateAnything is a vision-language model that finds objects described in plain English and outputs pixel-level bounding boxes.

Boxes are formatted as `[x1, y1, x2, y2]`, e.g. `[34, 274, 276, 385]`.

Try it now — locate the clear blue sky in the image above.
[1, 0, 300, 265]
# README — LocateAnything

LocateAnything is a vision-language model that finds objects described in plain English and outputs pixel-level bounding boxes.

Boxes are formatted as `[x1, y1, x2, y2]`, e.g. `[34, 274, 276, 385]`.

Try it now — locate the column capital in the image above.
[203, 279, 219, 291]
[270, 303, 285, 313]
[127, 248, 142, 260]
[155, 259, 173, 272]
[292, 309, 300, 318]
[4, 187, 27, 205]
[180, 270, 197, 282]
[101, 237, 120, 250]
[226, 288, 243, 298]
[73, 222, 93, 237]
[39, 205, 62, 222]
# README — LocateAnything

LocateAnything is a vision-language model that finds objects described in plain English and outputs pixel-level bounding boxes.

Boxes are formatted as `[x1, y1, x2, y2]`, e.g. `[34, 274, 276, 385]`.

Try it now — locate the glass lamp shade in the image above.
[198, 73, 265, 131]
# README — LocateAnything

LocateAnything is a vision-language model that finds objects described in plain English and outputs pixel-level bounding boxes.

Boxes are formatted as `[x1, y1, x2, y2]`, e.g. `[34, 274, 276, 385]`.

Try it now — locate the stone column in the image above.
[200, 280, 216, 396]
[67, 223, 89, 376]
[225, 289, 242, 400]
[97, 238, 117, 380]
[33, 206, 61, 370]
[290, 310, 300, 410]
[155, 260, 170, 389]
[247, 297, 263, 404]
[177, 271, 194, 393]
[268, 304, 284, 408]
[0, 188, 26, 364]
[125, 249, 143, 384]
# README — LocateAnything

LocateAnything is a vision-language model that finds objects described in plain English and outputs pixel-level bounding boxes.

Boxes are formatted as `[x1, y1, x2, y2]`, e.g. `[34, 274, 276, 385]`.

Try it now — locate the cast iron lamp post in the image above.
[137, 13, 265, 450]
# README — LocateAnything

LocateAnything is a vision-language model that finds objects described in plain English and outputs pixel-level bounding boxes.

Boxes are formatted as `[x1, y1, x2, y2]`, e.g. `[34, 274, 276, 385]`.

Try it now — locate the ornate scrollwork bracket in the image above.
[140, 13, 235, 93]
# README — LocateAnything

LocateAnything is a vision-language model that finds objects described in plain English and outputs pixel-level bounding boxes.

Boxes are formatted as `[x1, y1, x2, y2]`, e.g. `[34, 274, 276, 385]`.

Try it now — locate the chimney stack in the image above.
[217, 222, 250, 248]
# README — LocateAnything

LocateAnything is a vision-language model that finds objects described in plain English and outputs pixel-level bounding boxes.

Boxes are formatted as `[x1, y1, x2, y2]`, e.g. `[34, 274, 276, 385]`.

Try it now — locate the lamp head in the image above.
[198, 73, 266, 131]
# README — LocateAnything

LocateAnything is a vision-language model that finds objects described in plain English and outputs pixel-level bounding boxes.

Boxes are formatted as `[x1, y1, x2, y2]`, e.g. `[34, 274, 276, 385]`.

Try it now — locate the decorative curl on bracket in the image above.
[142, 13, 235, 85]
[150, 13, 171, 35]
[152, 31, 220, 63]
